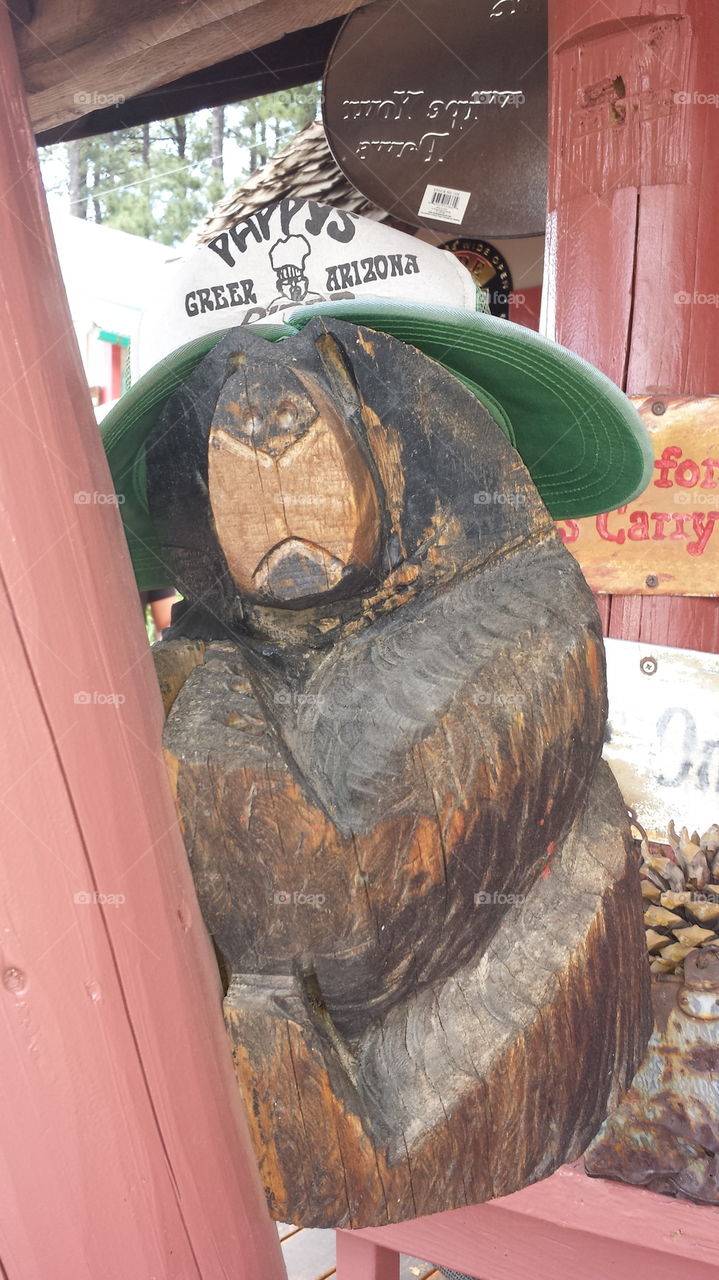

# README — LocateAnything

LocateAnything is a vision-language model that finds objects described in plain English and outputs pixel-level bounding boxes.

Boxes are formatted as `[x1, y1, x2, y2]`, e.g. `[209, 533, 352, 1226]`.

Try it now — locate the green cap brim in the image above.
[101, 301, 653, 590]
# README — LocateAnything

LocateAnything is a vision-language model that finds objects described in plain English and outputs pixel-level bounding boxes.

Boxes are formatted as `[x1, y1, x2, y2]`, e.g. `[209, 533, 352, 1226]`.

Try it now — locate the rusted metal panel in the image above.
[602, 638, 719, 841]
[585, 948, 719, 1203]
[557, 397, 719, 596]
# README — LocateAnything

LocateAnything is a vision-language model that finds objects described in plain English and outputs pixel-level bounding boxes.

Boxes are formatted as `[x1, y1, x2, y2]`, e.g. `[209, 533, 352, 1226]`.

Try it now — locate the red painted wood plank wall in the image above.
[547, 0, 719, 654]
[337, 3, 719, 1271]
[0, 11, 286, 1279]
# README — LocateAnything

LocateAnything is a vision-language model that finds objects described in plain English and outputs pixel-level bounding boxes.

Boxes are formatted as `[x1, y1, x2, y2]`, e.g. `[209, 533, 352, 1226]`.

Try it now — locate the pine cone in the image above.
[636, 818, 719, 975]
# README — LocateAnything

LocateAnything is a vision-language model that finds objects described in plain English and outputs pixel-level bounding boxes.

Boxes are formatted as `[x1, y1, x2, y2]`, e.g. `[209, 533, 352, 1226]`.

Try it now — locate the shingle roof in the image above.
[195, 120, 388, 244]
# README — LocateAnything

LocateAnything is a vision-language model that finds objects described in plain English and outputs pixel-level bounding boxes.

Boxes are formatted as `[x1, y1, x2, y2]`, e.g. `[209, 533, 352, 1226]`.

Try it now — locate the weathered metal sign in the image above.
[442, 238, 513, 318]
[557, 397, 719, 595]
[322, 0, 548, 238]
[603, 638, 719, 841]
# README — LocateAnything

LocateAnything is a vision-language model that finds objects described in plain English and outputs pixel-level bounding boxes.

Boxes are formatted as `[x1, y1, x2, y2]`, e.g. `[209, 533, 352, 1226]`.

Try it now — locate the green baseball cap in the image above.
[101, 299, 653, 590]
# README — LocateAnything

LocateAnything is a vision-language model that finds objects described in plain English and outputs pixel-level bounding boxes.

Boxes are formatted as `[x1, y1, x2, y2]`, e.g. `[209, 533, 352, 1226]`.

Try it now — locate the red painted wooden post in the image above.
[0, 12, 285, 1280]
[546, 0, 719, 653]
[336, 1232, 400, 1280]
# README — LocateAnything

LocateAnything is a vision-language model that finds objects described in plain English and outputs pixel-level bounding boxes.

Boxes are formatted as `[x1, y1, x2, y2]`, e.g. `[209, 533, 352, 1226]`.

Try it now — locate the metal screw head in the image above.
[645, 574, 659, 588]
[3, 967, 27, 994]
[640, 655, 658, 675]
[651, 401, 666, 415]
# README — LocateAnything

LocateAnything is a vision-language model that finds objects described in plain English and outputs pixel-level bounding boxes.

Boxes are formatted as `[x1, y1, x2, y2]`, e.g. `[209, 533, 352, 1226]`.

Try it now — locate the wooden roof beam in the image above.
[34, 20, 343, 146]
[11, 0, 372, 138]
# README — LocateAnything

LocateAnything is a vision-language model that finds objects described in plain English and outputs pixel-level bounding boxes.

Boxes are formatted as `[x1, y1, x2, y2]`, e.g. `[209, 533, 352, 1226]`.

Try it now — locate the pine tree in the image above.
[40, 83, 321, 246]
[230, 85, 319, 175]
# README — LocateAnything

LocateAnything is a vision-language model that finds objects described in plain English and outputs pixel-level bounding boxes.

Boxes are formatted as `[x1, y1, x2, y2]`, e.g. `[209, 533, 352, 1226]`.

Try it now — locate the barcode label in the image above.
[418, 184, 471, 225]
[433, 189, 461, 208]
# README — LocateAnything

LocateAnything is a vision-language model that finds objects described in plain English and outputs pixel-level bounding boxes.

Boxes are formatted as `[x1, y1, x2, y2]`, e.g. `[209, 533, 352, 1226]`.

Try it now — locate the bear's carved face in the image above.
[146, 316, 550, 647]
[208, 361, 381, 608]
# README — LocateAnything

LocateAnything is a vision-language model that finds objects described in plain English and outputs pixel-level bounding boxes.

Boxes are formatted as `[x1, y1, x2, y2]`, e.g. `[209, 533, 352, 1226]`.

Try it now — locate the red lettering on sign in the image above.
[557, 519, 580, 543]
[701, 458, 719, 489]
[596, 507, 626, 543]
[627, 510, 650, 540]
[651, 512, 671, 539]
[688, 512, 719, 555]
[654, 445, 681, 487]
[676, 458, 701, 487]
[671, 514, 692, 539]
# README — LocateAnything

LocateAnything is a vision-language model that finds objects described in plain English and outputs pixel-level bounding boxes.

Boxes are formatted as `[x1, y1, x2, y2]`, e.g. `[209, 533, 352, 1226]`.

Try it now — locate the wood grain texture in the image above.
[165, 549, 609, 1035]
[222, 764, 649, 1227]
[547, 2, 697, 387]
[604, 593, 719, 655]
[0, 11, 285, 1278]
[547, 0, 719, 649]
[209, 348, 381, 605]
[12, 0, 377, 134]
[148, 318, 562, 642]
[33, 23, 344, 146]
[152, 638, 205, 715]
[156, 319, 651, 1227]
[549, 0, 719, 1205]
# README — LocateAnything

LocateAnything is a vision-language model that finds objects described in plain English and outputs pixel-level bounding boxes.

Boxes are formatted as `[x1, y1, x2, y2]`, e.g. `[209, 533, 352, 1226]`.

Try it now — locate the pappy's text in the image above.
[205, 199, 357, 269]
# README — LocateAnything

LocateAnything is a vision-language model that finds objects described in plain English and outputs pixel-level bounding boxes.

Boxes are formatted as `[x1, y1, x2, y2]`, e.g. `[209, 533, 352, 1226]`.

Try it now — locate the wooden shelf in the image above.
[336, 1164, 719, 1280]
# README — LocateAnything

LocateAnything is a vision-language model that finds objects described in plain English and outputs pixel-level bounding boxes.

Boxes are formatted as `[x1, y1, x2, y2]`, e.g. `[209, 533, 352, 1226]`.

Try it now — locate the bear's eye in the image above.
[274, 400, 298, 434]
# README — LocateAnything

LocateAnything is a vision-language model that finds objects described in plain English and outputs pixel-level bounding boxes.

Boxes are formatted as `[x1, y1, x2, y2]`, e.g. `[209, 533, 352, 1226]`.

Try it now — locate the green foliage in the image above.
[41, 84, 320, 246]
[228, 85, 320, 173]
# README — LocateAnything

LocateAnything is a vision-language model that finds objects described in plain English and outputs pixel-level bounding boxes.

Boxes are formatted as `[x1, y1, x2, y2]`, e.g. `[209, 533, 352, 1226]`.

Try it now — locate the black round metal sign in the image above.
[323, 0, 548, 239]
[442, 237, 514, 317]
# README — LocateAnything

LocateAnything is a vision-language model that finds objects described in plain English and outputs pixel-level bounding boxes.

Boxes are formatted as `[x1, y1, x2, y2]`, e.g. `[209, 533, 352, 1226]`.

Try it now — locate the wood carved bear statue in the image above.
[142, 315, 651, 1228]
